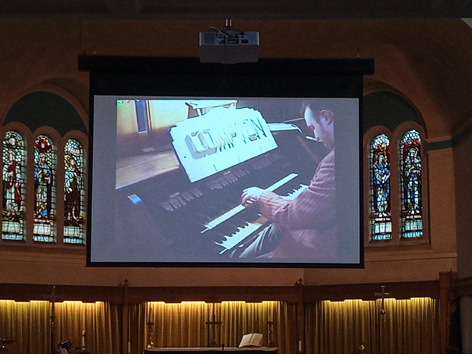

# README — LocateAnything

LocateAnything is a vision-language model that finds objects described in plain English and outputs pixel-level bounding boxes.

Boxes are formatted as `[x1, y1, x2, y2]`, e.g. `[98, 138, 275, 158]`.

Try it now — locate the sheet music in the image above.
[170, 107, 278, 183]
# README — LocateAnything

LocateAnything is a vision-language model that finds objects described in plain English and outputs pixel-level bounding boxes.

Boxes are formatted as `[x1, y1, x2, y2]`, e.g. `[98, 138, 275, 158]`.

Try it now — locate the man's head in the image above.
[301, 101, 335, 150]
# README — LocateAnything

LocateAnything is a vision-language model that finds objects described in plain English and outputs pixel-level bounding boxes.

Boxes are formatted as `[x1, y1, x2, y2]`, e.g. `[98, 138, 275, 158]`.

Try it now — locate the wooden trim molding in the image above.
[0, 280, 440, 304]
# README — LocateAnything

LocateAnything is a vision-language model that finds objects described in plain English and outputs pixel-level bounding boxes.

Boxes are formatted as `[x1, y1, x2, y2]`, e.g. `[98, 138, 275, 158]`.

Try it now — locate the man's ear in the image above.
[319, 110, 334, 124]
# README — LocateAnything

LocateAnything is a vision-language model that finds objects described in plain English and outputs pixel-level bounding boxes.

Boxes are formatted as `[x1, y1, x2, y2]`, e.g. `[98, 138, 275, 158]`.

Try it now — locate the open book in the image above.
[239, 333, 263, 348]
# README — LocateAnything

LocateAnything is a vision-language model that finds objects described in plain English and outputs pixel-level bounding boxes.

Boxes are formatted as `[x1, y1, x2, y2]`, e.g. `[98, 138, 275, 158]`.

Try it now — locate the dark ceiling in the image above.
[1, 0, 472, 19]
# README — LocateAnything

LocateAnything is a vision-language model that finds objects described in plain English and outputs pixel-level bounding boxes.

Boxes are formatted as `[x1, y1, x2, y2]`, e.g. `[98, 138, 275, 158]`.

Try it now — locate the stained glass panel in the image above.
[64, 139, 86, 244]
[369, 134, 392, 241]
[33, 135, 56, 242]
[400, 129, 423, 239]
[2, 131, 27, 241]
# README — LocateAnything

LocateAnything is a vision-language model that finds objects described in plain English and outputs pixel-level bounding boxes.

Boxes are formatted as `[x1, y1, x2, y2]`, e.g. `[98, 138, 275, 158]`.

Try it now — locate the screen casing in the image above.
[80, 56, 374, 268]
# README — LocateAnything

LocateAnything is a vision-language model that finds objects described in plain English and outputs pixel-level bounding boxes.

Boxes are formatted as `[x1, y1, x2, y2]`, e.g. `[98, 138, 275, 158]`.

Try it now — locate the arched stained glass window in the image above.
[364, 92, 428, 247]
[64, 139, 85, 244]
[369, 134, 392, 241]
[1, 89, 89, 248]
[2, 131, 27, 241]
[400, 129, 423, 239]
[33, 135, 56, 242]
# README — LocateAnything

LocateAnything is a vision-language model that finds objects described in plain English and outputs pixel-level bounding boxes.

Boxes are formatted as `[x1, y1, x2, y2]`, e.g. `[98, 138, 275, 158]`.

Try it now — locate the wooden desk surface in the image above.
[144, 347, 278, 354]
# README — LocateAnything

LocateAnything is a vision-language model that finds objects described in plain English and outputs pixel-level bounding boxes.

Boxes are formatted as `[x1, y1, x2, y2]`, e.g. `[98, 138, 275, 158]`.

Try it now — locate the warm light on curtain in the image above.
[139, 301, 297, 354]
[305, 298, 440, 354]
[55, 301, 121, 354]
[0, 298, 440, 354]
[0, 300, 50, 354]
[0, 300, 120, 354]
[381, 297, 440, 354]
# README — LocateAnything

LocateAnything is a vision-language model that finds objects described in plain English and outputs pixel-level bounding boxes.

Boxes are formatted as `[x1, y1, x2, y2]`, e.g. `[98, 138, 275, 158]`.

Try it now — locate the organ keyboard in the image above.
[121, 142, 316, 261]
[201, 173, 298, 233]
[215, 182, 308, 255]
[117, 108, 324, 262]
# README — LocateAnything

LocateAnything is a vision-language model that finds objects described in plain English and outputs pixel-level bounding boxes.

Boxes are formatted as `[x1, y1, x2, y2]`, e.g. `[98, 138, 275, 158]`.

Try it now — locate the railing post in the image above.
[122, 279, 129, 354]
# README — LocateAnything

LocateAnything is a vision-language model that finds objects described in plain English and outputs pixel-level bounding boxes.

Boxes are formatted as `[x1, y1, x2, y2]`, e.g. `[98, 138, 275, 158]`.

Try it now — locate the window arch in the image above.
[33, 133, 57, 242]
[1, 90, 88, 247]
[63, 137, 86, 244]
[3, 91, 87, 135]
[363, 92, 428, 247]
[369, 133, 392, 241]
[399, 129, 423, 239]
[2, 129, 27, 241]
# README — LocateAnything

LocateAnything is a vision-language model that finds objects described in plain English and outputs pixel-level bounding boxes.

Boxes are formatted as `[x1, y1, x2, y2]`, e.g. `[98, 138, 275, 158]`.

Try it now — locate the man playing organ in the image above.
[236, 100, 337, 259]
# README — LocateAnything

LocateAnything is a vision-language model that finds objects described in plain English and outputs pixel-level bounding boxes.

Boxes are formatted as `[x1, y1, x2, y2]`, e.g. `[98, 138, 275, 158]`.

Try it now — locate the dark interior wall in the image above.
[0, 18, 465, 289]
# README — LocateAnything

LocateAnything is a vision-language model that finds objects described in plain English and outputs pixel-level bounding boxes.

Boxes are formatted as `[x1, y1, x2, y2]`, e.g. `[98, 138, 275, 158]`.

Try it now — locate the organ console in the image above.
[115, 103, 325, 262]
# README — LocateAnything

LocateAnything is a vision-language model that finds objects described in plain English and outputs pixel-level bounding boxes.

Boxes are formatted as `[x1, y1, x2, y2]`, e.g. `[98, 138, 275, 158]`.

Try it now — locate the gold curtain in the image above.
[305, 298, 440, 354]
[140, 301, 297, 354]
[0, 300, 121, 354]
[55, 301, 121, 354]
[381, 297, 440, 354]
[0, 300, 50, 354]
[0, 298, 440, 354]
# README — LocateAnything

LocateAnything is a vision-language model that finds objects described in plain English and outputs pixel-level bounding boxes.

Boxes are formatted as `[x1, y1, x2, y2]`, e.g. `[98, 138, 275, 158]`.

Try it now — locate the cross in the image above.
[43, 286, 65, 354]
[374, 285, 391, 354]
[146, 321, 155, 349]
[374, 285, 391, 315]
[267, 321, 275, 347]
[205, 310, 222, 347]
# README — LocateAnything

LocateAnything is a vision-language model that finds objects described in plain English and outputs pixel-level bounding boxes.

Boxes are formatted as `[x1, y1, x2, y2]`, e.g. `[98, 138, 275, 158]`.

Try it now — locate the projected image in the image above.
[116, 100, 277, 187]
[170, 106, 278, 183]
[91, 97, 360, 265]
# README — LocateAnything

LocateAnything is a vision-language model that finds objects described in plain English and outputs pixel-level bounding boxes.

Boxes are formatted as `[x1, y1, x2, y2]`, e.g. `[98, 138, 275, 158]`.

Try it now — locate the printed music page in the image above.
[170, 106, 277, 183]
[239, 333, 263, 348]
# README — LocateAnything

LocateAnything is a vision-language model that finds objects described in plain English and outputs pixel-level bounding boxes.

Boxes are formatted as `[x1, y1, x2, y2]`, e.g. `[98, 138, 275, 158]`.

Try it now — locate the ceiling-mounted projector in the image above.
[199, 19, 259, 64]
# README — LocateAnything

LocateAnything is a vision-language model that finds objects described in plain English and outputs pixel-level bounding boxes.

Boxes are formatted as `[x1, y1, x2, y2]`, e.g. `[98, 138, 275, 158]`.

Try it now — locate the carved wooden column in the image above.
[439, 271, 457, 354]
[122, 279, 129, 354]
[296, 278, 304, 354]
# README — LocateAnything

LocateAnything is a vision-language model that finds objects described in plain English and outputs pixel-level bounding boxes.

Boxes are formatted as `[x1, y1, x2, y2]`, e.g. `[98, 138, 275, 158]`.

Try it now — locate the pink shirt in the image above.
[258, 149, 337, 259]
